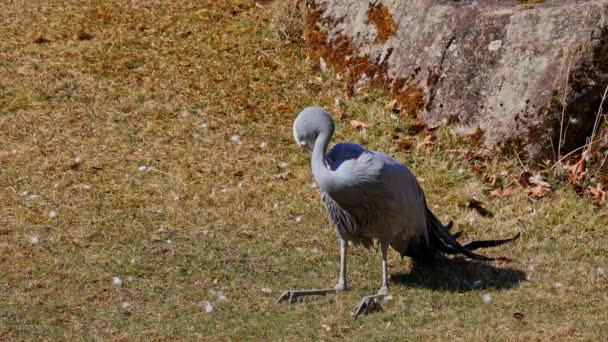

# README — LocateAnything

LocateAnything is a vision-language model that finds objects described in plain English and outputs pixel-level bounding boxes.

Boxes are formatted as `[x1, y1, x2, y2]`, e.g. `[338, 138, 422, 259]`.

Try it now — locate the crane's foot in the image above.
[277, 288, 337, 304]
[352, 294, 385, 318]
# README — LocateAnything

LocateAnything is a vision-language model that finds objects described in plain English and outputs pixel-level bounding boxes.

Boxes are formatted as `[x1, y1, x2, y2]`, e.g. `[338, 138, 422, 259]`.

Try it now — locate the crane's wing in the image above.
[324, 143, 428, 240]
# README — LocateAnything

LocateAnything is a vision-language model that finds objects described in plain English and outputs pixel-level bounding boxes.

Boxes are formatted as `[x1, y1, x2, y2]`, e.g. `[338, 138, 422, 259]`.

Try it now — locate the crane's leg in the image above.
[352, 241, 389, 318]
[277, 239, 348, 304]
[335, 238, 347, 291]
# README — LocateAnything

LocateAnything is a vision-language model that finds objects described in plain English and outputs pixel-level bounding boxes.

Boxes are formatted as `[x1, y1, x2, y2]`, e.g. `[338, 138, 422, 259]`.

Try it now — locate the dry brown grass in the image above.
[1, 1, 607, 340]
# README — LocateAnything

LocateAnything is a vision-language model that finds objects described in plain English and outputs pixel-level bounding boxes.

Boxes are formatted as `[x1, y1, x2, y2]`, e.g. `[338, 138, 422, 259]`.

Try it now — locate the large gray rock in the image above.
[306, 0, 608, 158]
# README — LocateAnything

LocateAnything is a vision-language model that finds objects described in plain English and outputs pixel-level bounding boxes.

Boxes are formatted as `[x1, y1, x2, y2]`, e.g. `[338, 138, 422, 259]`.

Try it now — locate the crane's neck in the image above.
[311, 130, 334, 192]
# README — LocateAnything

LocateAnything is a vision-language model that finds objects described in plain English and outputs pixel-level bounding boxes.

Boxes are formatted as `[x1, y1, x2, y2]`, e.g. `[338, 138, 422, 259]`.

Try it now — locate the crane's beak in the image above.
[299, 140, 312, 152]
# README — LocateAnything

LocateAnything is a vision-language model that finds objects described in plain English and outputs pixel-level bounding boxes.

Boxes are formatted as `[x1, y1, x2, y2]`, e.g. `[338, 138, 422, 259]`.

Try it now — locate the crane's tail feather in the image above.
[462, 232, 521, 251]
[425, 205, 519, 262]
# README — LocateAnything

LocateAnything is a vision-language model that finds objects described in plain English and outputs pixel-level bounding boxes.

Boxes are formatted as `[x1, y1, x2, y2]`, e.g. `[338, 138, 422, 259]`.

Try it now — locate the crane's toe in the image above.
[352, 294, 385, 318]
[277, 288, 338, 304]
[377, 286, 388, 295]
[334, 282, 347, 292]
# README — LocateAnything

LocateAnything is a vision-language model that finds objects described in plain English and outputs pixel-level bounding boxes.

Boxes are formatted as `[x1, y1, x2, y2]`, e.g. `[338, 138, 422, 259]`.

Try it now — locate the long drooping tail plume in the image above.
[425, 204, 520, 261]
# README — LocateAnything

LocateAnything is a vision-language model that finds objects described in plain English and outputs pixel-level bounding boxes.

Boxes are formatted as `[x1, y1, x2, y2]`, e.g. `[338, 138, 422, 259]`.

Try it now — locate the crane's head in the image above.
[293, 106, 335, 152]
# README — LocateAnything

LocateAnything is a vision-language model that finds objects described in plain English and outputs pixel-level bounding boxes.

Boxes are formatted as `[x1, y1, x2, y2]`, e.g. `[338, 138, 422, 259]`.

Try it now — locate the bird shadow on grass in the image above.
[391, 257, 527, 292]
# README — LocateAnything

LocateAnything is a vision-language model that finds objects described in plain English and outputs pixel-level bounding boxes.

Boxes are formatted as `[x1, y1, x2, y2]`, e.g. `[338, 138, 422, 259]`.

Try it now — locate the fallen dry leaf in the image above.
[528, 173, 551, 188]
[527, 184, 551, 198]
[417, 133, 435, 149]
[407, 121, 426, 134]
[393, 136, 414, 152]
[273, 171, 291, 181]
[77, 29, 93, 41]
[490, 185, 520, 199]
[495, 256, 513, 266]
[349, 120, 370, 130]
[513, 312, 525, 320]
[567, 150, 589, 181]
[517, 171, 533, 188]
[586, 183, 606, 203]
[32, 32, 50, 44]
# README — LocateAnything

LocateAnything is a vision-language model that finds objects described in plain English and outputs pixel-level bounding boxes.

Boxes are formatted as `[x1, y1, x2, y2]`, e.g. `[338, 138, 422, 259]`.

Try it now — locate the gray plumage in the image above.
[281, 106, 519, 316]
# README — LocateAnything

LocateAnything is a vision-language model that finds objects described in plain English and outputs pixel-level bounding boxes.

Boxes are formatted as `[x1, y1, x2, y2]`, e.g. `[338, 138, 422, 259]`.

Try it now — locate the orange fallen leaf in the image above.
[517, 171, 533, 188]
[587, 183, 606, 203]
[393, 136, 414, 152]
[495, 256, 512, 266]
[349, 120, 369, 130]
[527, 184, 551, 198]
[407, 120, 426, 134]
[32, 32, 50, 44]
[490, 185, 520, 199]
[416, 133, 434, 148]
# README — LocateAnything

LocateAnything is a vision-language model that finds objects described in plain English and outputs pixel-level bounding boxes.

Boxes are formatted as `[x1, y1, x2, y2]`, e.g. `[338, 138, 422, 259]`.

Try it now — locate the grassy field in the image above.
[1, 1, 608, 340]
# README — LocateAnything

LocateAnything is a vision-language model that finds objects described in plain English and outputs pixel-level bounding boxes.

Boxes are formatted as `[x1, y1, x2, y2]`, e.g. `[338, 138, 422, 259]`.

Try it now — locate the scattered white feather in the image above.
[471, 280, 482, 289]
[49, 211, 58, 219]
[555, 282, 563, 288]
[295, 216, 302, 223]
[30, 236, 39, 245]
[74, 155, 82, 164]
[180, 110, 190, 118]
[321, 324, 331, 332]
[130, 258, 136, 264]
[238, 182, 244, 189]
[19, 191, 29, 196]
[278, 162, 289, 169]
[230, 135, 242, 145]
[309, 182, 317, 189]
[113, 277, 122, 286]
[528, 265, 535, 272]
[201, 300, 214, 313]
[598, 267, 605, 276]
[166, 239, 172, 244]
[210, 290, 227, 301]
[259, 142, 267, 149]
[11, 149, 17, 154]
[82, 184, 92, 190]
[138, 165, 149, 172]
[468, 217, 476, 224]
[261, 287, 272, 293]
[28, 194, 40, 199]
[334, 97, 341, 107]
[273, 202, 279, 209]
[569, 117, 579, 124]
[127, 276, 134, 282]
[311, 247, 319, 254]
[121, 302, 131, 309]
[482, 294, 492, 303]
[525, 274, 532, 281]
[457, 168, 465, 175]
[384, 295, 394, 301]
[319, 57, 328, 72]
[158, 226, 168, 233]
[192, 133, 201, 140]
[200, 122, 209, 129]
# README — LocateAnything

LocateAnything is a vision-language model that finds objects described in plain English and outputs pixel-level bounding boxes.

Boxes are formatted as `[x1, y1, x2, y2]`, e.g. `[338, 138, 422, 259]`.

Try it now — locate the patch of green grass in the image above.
[1, 0, 607, 340]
